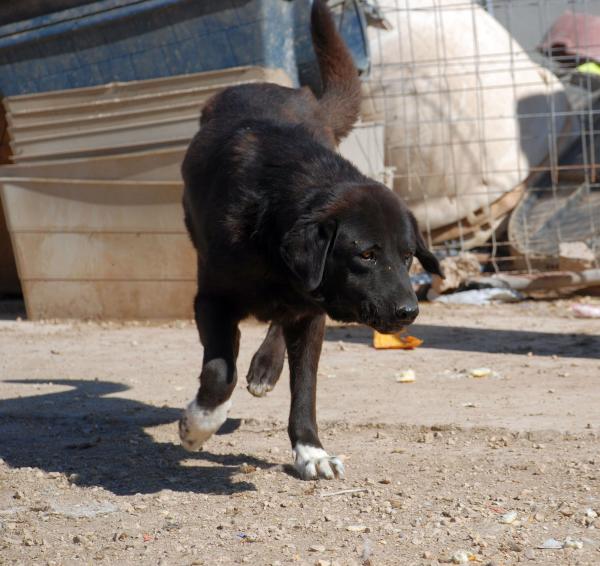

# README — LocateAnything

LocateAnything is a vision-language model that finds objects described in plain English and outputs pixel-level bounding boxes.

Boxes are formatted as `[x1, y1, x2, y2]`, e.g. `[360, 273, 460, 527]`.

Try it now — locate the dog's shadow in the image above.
[0, 379, 274, 495]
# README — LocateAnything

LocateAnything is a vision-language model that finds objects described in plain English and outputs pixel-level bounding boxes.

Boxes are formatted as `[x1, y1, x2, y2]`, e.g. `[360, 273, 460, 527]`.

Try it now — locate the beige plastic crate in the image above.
[0, 146, 186, 181]
[0, 177, 195, 319]
[4, 66, 291, 113]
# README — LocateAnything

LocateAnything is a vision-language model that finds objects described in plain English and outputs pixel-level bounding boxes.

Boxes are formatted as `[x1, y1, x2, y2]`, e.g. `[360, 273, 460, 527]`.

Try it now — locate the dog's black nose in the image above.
[395, 304, 419, 322]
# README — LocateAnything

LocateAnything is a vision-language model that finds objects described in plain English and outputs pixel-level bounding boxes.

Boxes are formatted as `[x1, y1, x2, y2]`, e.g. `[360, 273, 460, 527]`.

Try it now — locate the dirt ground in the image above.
[0, 300, 599, 566]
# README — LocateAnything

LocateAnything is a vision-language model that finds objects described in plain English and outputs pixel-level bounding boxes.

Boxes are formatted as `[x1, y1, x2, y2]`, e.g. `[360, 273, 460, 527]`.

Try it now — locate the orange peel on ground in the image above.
[373, 332, 423, 350]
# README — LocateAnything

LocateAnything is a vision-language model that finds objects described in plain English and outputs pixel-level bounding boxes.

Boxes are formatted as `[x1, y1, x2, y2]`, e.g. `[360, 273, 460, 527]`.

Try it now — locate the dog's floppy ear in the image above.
[280, 217, 337, 291]
[409, 213, 444, 278]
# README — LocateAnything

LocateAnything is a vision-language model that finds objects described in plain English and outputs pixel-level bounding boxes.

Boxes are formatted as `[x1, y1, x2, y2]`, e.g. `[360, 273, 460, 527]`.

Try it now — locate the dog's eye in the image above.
[403, 253, 413, 266]
[359, 250, 376, 261]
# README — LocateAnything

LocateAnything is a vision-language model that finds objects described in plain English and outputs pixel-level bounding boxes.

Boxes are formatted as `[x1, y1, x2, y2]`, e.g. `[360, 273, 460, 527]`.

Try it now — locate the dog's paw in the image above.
[246, 355, 282, 398]
[247, 379, 275, 398]
[293, 443, 345, 480]
[178, 399, 231, 451]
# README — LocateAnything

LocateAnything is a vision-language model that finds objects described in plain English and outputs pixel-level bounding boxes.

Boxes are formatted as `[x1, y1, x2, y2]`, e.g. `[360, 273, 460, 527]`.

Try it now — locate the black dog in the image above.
[179, 0, 442, 480]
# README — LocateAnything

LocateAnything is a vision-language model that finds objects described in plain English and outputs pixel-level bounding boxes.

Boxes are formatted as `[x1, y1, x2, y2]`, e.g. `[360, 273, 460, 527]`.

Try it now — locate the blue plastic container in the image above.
[0, 0, 368, 97]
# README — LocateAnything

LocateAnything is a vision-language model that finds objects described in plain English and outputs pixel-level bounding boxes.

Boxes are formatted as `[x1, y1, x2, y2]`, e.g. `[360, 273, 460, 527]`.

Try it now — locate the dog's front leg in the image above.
[179, 295, 240, 451]
[283, 314, 344, 480]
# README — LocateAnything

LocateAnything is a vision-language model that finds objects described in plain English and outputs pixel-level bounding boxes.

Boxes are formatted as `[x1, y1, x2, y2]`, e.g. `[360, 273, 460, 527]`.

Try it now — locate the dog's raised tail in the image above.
[311, 0, 361, 144]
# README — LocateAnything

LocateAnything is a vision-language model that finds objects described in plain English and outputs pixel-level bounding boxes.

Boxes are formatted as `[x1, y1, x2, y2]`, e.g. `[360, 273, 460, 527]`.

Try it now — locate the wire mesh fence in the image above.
[361, 0, 600, 274]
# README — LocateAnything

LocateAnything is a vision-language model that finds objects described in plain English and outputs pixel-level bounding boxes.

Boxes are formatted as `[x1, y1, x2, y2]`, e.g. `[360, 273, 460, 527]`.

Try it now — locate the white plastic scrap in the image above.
[395, 369, 416, 383]
[435, 288, 523, 305]
[537, 538, 564, 550]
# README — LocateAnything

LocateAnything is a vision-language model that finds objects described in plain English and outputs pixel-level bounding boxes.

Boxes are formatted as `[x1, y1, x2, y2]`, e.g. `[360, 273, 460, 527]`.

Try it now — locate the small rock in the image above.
[508, 541, 524, 552]
[470, 368, 492, 378]
[585, 508, 598, 519]
[389, 499, 403, 509]
[239, 463, 257, 474]
[422, 551, 433, 559]
[500, 510, 518, 524]
[524, 548, 536, 560]
[559, 506, 574, 517]
[309, 545, 326, 553]
[346, 525, 369, 533]
[451, 550, 473, 564]
[563, 536, 583, 549]
[315, 561, 331, 566]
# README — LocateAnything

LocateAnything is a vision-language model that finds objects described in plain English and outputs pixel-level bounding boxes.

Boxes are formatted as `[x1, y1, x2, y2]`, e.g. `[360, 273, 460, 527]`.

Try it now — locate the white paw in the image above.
[293, 443, 345, 480]
[178, 398, 231, 451]
[247, 380, 274, 398]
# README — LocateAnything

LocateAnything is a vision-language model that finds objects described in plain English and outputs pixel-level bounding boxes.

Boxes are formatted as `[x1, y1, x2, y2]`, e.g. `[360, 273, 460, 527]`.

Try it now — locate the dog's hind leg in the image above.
[246, 322, 286, 397]
[284, 314, 344, 480]
[179, 294, 240, 451]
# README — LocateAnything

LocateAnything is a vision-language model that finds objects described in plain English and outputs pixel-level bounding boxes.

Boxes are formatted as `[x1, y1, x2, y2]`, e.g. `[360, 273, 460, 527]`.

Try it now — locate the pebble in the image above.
[451, 550, 473, 564]
[524, 548, 536, 560]
[563, 536, 583, 549]
[346, 525, 369, 533]
[499, 510, 518, 524]
[585, 508, 598, 519]
[508, 541, 523, 552]
[419, 432, 435, 444]
[309, 545, 326, 553]
[470, 367, 492, 378]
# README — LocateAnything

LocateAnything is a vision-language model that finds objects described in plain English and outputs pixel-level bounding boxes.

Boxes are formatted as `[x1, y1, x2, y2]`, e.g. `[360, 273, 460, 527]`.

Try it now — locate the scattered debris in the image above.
[435, 288, 523, 305]
[430, 252, 481, 295]
[467, 269, 600, 295]
[559, 242, 596, 271]
[395, 369, 416, 383]
[373, 332, 423, 350]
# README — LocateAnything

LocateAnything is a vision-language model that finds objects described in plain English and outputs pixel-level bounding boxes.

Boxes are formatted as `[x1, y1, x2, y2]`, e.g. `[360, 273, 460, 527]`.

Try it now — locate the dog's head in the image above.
[280, 183, 443, 333]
